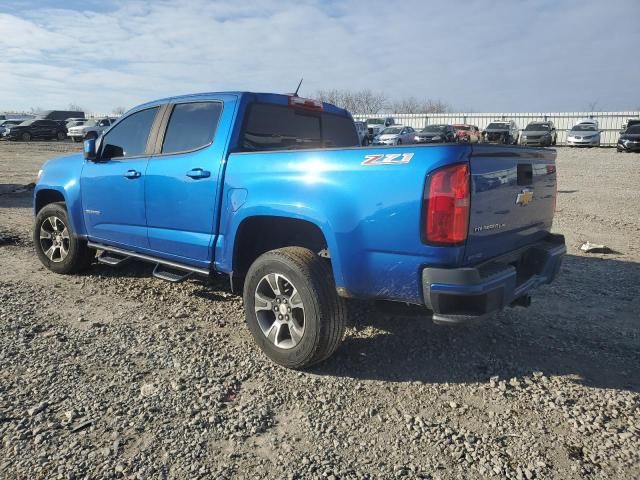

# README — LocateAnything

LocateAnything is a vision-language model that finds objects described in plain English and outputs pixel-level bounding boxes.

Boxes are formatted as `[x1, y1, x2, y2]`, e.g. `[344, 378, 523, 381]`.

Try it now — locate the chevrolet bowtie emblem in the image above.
[515, 189, 534, 206]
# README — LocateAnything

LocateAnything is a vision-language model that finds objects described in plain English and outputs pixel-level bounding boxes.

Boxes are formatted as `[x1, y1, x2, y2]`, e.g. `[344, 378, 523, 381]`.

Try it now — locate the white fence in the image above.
[353, 112, 639, 147]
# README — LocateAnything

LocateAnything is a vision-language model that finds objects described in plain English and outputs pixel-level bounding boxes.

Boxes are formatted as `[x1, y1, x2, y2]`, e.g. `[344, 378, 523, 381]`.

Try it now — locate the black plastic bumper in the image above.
[422, 234, 566, 324]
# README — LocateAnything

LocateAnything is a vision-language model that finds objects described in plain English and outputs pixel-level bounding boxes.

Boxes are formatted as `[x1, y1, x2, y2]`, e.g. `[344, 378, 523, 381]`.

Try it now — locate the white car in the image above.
[373, 126, 416, 145]
[67, 117, 116, 142]
[366, 117, 395, 141]
[567, 120, 601, 147]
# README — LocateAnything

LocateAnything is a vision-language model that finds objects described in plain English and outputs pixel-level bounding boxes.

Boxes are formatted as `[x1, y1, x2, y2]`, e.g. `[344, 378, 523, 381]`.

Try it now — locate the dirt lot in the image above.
[0, 141, 639, 479]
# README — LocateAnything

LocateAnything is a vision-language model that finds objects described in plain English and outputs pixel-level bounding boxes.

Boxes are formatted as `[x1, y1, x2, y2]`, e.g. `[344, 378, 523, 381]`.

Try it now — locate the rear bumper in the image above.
[422, 234, 566, 324]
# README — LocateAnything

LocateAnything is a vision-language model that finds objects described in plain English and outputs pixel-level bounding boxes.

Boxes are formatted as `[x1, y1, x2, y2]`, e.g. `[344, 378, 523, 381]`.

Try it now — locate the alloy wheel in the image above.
[254, 273, 305, 349]
[39, 216, 70, 262]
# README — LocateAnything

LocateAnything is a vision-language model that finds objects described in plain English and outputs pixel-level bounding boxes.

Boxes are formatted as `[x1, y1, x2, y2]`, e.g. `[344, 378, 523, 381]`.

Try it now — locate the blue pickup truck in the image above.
[33, 92, 565, 368]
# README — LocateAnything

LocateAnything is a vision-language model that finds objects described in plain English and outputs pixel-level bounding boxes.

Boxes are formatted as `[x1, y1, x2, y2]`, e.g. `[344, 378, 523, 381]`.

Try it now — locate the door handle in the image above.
[124, 170, 141, 179]
[186, 168, 210, 179]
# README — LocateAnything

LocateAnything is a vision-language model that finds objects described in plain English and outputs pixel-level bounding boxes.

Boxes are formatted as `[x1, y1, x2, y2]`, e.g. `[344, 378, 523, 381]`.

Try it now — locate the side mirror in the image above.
[84, 138, 97, 161]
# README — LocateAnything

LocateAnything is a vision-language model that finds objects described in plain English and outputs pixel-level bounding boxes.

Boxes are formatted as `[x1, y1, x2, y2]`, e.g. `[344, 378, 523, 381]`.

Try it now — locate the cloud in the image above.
[0, 0, 638, 113]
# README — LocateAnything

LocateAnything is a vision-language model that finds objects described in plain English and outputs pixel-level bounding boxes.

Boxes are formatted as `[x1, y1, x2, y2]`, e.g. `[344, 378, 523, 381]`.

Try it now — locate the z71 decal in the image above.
[362, 153, 414, 165]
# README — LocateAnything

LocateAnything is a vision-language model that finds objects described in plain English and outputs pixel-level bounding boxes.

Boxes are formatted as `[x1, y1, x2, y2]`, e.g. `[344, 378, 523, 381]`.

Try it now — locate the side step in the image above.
[152, 264, 192, 283]
[97, 251, 130, 266]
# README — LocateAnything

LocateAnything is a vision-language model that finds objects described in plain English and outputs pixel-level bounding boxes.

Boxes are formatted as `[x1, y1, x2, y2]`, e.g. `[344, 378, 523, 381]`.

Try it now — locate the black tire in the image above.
[243, 247, 347, 369]
[34, 202, 95, 274]
[21, 132, 31, 141]
[396, 139, 402, 145]
[56, 131, 66, 140]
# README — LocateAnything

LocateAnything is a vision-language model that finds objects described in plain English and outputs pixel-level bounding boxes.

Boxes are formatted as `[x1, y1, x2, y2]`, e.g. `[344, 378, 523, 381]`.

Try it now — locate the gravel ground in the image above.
[0, 141, 639, 479]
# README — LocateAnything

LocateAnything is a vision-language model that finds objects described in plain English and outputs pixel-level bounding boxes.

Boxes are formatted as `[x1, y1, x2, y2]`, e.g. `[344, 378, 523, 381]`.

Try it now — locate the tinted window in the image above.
[322, 114, 359, 147]
[162, 102, 222, 154]
[242, 103, 357, 151]
[101, 107, 158, 159]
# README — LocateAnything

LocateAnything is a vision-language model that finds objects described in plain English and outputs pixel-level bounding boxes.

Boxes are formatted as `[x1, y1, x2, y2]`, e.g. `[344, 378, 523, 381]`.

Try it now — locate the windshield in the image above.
[525, 123, 550, 131]
[453, 125, 470, 131]
[421, 125, 447, 133]
[487, 123, 509, 129]
[366, 118, 384, 125]
[572, 124, 597, 132]
[381, 127, 402, 135]
[626, 126, 640, 134]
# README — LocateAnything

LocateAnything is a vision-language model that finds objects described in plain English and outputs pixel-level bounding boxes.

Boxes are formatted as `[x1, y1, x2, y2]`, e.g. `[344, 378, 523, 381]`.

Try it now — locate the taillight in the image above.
[422, 163, 470, 245]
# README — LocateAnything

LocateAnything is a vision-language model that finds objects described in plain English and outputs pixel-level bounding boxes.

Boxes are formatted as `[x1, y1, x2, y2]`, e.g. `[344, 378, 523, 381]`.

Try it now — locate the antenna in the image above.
[293, 77, 303, 97]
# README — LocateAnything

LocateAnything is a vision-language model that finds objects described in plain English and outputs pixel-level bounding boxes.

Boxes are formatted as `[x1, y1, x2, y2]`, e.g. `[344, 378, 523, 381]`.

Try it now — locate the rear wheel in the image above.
[34, 203, 95, 274]
[21, 132, 31, 141]
[56, 131, 66, 140]
[243, 247, 347, 369]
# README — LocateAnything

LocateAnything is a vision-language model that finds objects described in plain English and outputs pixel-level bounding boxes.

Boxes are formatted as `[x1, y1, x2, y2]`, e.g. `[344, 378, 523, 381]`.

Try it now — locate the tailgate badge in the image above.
[515, 189, 534, 206]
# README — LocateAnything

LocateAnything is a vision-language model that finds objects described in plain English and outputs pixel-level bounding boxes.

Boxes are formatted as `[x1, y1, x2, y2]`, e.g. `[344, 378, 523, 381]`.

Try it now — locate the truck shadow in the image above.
[314, 254, 640, 393]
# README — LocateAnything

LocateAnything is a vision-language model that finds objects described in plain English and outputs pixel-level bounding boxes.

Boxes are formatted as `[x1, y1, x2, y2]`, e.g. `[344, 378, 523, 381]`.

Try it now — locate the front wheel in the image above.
[56, 131, 66, 140]
[243, 247, 347, 369]
[34, 203, 95, 274]
[21, 132, 32, 141]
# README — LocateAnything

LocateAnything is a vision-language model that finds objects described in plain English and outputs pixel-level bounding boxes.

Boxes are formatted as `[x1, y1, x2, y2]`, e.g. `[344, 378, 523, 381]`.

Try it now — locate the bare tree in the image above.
[315, 89, 387, 115]
[389, 97, 450, 114]
[68, 103, 84, 112]
[112, 106, 126, 116]
[586, 101, 598, 112]
[29, 106, 43, 114]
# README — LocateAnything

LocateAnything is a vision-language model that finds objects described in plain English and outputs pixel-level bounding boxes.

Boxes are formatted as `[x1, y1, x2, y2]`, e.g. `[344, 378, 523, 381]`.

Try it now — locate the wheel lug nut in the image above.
[278, 314, 283, 320]
[287, 307, 291, 312]
[283, 298, 287, 304]
[277, 298, 281, 303]
[285, 315, 289, 320]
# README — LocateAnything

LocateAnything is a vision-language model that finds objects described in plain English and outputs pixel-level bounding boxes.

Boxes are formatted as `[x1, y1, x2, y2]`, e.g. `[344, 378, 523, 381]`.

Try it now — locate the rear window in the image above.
[242, 103, 358, 151]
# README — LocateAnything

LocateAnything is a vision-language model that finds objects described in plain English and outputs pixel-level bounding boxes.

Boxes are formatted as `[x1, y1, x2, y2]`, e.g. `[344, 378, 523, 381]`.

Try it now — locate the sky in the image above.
[1, 0, 638, 114]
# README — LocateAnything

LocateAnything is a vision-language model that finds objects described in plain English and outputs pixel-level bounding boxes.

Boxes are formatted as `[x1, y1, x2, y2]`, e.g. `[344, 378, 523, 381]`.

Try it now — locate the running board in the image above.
[153, 264, 192, 283]
[97, 251, 130, 266]
[87, 242, 210, 277]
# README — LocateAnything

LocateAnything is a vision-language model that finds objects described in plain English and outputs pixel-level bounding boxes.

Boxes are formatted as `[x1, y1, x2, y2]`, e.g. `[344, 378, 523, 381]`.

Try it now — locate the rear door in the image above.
[144, 99, 230, 267]
[81, 106, 162, 249]
[465, 145, 557, 264]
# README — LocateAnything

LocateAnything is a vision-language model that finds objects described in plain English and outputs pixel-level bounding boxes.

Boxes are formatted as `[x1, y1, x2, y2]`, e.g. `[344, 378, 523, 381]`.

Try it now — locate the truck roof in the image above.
[132, 92, 350, 117]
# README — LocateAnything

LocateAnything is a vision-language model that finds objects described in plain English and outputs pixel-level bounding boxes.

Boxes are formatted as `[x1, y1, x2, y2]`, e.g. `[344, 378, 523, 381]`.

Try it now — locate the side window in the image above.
[101, 107, 159, 159]
[161, 102, 222, 154]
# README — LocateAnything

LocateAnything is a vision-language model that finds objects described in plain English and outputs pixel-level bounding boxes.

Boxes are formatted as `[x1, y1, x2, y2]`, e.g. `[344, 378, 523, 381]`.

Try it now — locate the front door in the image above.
[81, 106, 161, 250]
[145, 100, 227, 267]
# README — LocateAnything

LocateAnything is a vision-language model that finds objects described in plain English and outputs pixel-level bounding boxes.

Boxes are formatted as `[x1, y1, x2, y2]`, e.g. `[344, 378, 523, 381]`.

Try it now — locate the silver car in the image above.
[373, 126, 416, 145]
[567, 122, 601, 147]
[67, 117, 115, 142]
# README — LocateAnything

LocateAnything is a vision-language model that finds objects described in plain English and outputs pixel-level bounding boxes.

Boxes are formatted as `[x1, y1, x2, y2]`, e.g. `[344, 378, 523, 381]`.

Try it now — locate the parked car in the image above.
[0, 119, 23, 137]
[67, 118, 116, 142]
[452, 124, 481, 143]
[33, 91, 564, 368]
[36, 110, 85, 121]
[482, 120, 519, 145]
[566, 121, 601, 147]
[66, 118, 89, 129]
[620, 118, 640, 133]
[520, 121, 557, 147]
[3, 119, 67, 141]
[366, 117, 395, 141]
[354, 121, 369, 146]
[373, 125, 416, 145]
[414, 124, 456, 143]
[617, 125, 640, 153]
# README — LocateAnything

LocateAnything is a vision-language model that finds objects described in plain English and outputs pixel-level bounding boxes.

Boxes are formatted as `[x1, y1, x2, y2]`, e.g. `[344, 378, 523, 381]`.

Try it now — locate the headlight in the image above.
[432, 135, 442, 141]
[414, 136, 420, 141]
[521, 135, 527, 139]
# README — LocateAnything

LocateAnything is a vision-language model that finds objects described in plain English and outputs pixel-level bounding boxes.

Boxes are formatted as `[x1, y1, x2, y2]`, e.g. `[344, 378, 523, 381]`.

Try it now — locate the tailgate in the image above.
[464, 145, 557, 264]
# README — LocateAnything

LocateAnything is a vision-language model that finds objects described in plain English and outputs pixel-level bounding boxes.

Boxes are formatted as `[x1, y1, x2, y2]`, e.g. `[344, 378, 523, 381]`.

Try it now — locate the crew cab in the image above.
[33, 91, 565, 368]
